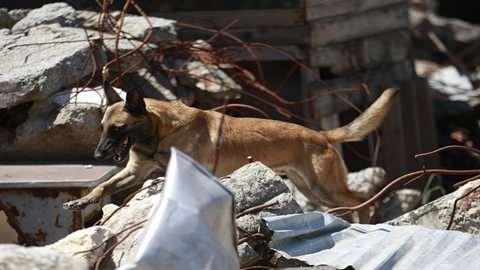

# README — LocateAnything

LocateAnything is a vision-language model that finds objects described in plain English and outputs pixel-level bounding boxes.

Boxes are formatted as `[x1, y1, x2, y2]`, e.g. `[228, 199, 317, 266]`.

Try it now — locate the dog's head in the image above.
[94, 81, 151, 163]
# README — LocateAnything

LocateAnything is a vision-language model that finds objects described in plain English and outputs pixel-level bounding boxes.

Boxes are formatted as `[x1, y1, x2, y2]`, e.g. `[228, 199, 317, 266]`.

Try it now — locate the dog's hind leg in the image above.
[63, 158, 157, 210]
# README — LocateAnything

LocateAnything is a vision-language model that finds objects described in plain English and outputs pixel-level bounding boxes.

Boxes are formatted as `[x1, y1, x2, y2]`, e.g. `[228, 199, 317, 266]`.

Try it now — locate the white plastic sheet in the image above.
[119, 148, 239, 270]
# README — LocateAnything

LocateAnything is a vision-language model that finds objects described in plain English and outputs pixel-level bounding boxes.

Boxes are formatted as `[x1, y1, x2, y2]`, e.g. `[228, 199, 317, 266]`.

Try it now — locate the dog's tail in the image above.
[323, 88, 398, 143]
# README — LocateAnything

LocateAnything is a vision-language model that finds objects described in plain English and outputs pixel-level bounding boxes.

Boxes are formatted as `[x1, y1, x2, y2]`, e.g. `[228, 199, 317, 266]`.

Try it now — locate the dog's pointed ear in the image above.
[103, 80, 123, 105]
[102, 66, 122, 105]
[125, 90, 147, 115]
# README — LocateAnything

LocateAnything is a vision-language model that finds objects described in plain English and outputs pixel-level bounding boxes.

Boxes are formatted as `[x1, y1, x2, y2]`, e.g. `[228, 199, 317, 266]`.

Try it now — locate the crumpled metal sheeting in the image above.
[119, 148, 239, 270]
[265, 212, 480, 270]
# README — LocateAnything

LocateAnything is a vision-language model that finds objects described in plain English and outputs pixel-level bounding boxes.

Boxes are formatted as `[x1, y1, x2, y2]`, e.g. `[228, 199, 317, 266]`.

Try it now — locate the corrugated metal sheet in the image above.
[264, 212, 480, 270]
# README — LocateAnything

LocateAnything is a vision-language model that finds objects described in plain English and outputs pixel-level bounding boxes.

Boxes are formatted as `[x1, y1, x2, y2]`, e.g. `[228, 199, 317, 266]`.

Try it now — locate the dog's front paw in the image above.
[63, 198, 99, 210]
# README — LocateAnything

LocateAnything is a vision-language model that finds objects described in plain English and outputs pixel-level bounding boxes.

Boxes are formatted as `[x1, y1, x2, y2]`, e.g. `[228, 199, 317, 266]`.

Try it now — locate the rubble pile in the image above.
[0, 161, 421, 269]
[2, 1, 480, 269]
[0, 3, 240, 161]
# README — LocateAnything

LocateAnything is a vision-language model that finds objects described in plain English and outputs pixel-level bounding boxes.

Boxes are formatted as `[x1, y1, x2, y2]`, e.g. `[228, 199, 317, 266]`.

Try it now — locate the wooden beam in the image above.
[309, 61, 414, 115]
[154, 9, 306, 29]
[178, 26, 309, 45]
[309, 3, 409, 47]
[305, 0, 406, 20]
[309, 30, 411, 74]
[225, 45, 305, 61]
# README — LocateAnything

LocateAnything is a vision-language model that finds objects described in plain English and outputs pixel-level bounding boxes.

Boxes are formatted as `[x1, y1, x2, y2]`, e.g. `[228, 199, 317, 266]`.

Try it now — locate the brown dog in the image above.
[63, 82, 397, 220]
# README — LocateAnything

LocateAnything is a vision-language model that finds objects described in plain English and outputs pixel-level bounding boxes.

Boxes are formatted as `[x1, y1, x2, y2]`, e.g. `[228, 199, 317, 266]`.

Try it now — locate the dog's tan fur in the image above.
[64, 87, 397, 219]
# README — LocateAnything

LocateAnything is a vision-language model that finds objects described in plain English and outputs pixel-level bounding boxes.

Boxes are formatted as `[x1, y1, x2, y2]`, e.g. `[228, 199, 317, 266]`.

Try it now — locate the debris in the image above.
[389, 179, 480, 234]
[7, 9, 30, 23]
[11, 3, 79, 33]
[101, 179, 165, 269]
[265, 211, 480, 269]
[48, 226, 115, 267]
[118, 148, 239, 270]
[126, 68, 180, 101]
[238, 242, 263, 266]
[0, 25, 95, 109]
[0, 244, 89, 270]
[221, 162, 290, 213]
[119, 15, 177, 43]
[347, 167, 386, 199]
[376, 189, 422, 222]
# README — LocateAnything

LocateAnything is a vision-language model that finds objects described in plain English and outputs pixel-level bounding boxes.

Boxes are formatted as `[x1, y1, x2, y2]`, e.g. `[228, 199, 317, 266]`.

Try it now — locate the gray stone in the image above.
[389, 180, 480, 234]
[101, 32, 157, 73]
[47, 226, 115, 267]
[221, 162, 290, 213]
[0, 25, 98, 109]
[347, 167, 386, 199]
[8, 9, 30, 23]
[0, 87, 105, 160]
[238, 242, 262, 267]
[12, 3, 78, 33]
[126, 68, 179, 100]
[0, 8, 15, 29]
[120, 15, 177, 43]
[0, 244, 88, 270]
[102, 178, 165, 269]
[76, 10, 101, 29]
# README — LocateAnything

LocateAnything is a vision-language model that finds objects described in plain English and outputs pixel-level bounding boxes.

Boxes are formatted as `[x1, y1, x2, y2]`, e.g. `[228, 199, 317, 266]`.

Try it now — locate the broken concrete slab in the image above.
[347, 167, 386, 199]
[102, 179, 165, 269]
[238, 242, 262, 267]
[119, 15, 177, 44]
[0, 86, 126, 161]
[8, 9, 30, 23]
[1, 95, 103, 161]
[0, 244, 89, 270]
[0, 25, 97, 109]
[221, 162, 290, 213]
[126, 68, 179, 100]
[180, 60, 242, 100]
[12, 3, 79, 33]
[389, 179, 480, 234]
[48, 226, 115, 267]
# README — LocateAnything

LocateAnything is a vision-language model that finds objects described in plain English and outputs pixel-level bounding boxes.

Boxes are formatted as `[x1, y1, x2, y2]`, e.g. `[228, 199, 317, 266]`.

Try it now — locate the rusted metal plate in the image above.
[0, 164, 118, 245]
[0, 188, 83, 245]
[0, 164, 119, 188]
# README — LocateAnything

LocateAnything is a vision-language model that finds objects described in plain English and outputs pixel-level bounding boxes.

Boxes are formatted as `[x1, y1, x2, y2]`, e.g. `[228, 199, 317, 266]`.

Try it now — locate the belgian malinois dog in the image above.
[63, 79, 397, 221]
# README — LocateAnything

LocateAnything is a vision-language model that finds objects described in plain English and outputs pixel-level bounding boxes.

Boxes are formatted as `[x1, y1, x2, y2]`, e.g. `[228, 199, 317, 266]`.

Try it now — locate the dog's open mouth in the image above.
[113, 136, 132, 163]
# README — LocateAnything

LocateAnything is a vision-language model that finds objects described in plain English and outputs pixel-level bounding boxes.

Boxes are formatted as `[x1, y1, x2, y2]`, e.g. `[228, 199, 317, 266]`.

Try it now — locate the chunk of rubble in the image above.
[389, 179, 480, 234]
[119, 15, 177, 43]
[221, 162, 291, 213]
[0, 25, 97, 109]
[101, 179, 165, 269]
[12, 3, 79, 33]
[0, 244, 89, 270]
[0, 87, 106, 161]
[347, 167, 386, 199]
[8, 9, 30, 23]
[99, 162, 304, 268]
[47, 226, 115, 267]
